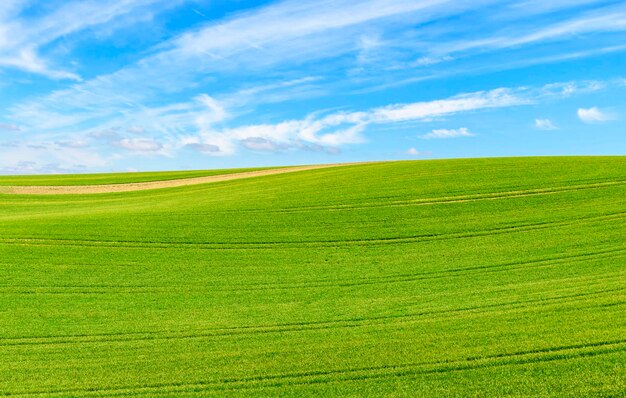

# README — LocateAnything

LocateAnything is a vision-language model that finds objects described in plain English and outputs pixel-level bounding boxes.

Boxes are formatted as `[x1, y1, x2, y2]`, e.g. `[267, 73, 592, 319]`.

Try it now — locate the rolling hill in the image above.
[1, 157, 625, 397]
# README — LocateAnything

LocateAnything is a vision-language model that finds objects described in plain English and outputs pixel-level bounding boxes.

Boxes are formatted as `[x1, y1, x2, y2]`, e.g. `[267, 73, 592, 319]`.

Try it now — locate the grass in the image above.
[0, 166, 272, 186]
[0, 156, 625, 397]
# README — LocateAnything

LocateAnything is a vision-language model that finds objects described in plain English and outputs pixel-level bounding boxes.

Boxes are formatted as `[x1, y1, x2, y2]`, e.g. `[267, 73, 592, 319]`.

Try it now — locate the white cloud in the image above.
[224, 90, 514, 152]
[503, 0, 607, 17]
[195, 94, 229, 128]
[185, 87, 524, 155]
[240, 137, 285, 152]
[183, 143, 221, 154]
[534, 118, 558, 130]
[0, 0, 181, 80]
[411, 55, 454, 67]
[356, 33, 384, 65]
[0, 122, 20, 131]
[127, 126, 146, 134]
[6, 0, 623, 154]
[169, 0, 456, 62]
[0, 48, 81, 81]
[55, 139, 90, 148]
[178, 133, 236, 157]
[3, 1, 626, 172]
[4, 0, 471, 132]
[540, 81, 605, 98]
[445, 6, 626, 55]
[189, 117, 366, 156]
[406, 147, 429, 156]
[116, 138, 163, 152]
[0, 142, 109, 174]
[577, 107, 615, 123]
[373, 89, 527, 123]
[5, 76, 619, 163]
[121, 81, 611, 157]
[420, 127, 474, 139]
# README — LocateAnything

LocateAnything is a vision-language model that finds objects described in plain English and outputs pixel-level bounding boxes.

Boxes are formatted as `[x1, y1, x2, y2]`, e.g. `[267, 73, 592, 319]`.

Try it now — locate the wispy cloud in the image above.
[534, 118, 558, 130]
[444, 4, 626, 56]
[54, 139, 90, 149]
[372, 89, 526, 123]
[7, 0, 466, 126]
[360, 4, 626, 92]
[116, 138, 165, 154]
[0, 122, 20, 131]
[4, 78, 609, 170]
[500, 0, 609, 18]
[0, 0, 182, 80]
[577, 107, 616, 123]
[6, 1, 622, 136]
[2, 1, 626, 172]
[406, 147, 429, 156]
[420, 127, 475, 139]
[167, 0, 462, 65]
[0, 48, 81, 81]
[0, 142, 108, 174]
[180, 83, 573, 156]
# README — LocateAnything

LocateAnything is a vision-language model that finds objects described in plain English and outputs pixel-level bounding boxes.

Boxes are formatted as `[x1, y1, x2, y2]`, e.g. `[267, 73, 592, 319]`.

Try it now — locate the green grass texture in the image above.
[0, 166, 271, 186]
[1, 157, 625, 397]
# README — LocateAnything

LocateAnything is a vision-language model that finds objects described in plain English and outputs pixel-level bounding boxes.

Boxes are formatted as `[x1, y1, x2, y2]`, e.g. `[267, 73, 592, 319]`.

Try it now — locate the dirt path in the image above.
[1, 163, 364, 195]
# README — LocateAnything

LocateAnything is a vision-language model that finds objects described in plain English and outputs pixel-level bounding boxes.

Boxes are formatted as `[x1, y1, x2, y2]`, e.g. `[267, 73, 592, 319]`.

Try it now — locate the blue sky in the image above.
[0, 0, 625, 174]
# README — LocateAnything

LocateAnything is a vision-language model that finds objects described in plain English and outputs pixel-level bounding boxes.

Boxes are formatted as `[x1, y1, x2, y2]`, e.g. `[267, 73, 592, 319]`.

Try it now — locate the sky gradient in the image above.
[1, 0, 625, 174]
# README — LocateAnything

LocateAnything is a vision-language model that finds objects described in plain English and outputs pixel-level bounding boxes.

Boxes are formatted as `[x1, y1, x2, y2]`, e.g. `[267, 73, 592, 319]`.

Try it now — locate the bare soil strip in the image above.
[2, 163, 362, 195]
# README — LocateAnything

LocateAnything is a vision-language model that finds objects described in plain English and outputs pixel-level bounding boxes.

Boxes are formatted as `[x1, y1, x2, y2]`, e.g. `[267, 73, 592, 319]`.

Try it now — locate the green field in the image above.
[1, 157, 625, 397]
[0, 167, 270, 186]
